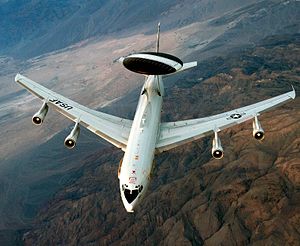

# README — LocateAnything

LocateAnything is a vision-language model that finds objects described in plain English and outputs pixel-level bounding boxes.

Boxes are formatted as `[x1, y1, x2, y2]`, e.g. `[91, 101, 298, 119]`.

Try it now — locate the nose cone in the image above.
[125, 205, 134, 213]
[124, 200, 138, 213]
[120, 185, 142, 213]
[122, 193, 140, 213]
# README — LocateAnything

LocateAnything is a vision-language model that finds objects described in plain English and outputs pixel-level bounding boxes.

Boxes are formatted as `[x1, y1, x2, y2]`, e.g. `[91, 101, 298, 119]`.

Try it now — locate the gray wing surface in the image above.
[156, 87, 296, 152]
[15, 74, 132, 150]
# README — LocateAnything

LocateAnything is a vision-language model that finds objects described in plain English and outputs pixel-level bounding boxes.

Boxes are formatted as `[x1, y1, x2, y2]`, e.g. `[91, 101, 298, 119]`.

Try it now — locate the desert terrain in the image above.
[0, 0, 299, 245]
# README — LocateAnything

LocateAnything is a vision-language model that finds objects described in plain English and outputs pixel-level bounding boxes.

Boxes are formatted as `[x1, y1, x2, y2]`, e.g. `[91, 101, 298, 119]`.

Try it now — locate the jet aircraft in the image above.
[15, 24, 296, 212]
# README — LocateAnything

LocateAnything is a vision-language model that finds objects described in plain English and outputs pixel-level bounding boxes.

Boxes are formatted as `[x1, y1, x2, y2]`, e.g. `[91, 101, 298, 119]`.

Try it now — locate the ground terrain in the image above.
[23, 35, 300, 245]
[0, 0, 299, 245]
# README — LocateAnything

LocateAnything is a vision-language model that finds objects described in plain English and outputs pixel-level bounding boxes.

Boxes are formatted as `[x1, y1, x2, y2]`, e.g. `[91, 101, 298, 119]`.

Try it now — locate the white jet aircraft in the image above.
[15, 24, 296, 212]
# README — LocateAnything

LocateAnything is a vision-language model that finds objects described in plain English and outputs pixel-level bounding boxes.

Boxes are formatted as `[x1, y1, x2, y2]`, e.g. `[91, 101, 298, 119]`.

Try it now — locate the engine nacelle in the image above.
[253, 116, 265, 141]
[64, 122, 80, 149]
[212, 131, 224, 159]
[32, 101, 48, 125]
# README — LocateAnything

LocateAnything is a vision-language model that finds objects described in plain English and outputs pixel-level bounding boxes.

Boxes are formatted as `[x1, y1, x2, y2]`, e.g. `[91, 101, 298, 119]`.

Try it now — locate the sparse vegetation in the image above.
[23, 34, 300, 245]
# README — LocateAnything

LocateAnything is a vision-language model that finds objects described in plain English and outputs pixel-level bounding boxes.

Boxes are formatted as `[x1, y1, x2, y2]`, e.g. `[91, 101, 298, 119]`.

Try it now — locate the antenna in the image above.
[156, 22, 160, 52]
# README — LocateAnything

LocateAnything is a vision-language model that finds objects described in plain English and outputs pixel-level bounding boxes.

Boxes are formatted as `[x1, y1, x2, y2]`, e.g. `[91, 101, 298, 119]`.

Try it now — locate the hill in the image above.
[0, 1, 299, 245]
[0, 0, 258, 59]
[23, 34, 300, 245]
[3, 0, 300, 59]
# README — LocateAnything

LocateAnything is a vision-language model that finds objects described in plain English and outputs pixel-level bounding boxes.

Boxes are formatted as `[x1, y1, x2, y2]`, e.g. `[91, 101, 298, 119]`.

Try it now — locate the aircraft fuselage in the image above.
[119, 75, 163, 212]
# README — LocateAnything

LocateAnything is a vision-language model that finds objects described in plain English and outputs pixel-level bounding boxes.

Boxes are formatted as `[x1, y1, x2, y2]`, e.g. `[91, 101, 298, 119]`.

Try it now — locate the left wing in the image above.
[15, 74, 132, 150]
[156, 87, 296, 152]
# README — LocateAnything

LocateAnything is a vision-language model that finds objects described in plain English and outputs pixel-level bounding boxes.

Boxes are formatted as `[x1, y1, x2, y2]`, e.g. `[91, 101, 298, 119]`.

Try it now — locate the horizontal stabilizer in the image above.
[179, 61, 197, 73]
[163, 61, 197, 77]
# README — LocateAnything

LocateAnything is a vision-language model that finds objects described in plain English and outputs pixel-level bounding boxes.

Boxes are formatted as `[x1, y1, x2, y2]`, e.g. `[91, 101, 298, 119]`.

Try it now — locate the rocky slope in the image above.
[0, 0, 265, 59]
[23, 35, 300, 245]
[2, 0, 298, 170]
[0, 1, 299, 245]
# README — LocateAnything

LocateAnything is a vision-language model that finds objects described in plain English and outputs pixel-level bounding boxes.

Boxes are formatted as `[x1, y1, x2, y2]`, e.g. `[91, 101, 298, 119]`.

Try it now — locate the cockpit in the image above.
[122, 184, 143, 204]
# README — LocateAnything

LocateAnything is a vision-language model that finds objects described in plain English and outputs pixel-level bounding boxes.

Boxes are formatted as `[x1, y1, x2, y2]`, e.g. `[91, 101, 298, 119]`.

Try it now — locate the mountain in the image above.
[0, 0, 259, 59]
[22, 34, 300, 245]
[1, 0, 299, 60]
[0, 0, 299, 245]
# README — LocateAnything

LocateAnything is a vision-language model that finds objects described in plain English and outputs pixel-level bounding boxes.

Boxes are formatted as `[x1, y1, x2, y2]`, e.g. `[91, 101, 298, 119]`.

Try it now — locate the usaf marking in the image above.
[49, 99, 73, 110]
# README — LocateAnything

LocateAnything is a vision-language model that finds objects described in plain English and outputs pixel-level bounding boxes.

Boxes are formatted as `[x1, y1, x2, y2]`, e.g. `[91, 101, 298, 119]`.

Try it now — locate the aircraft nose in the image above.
[125, 203, 135, 213]
[123, 194, 139, 213]
[120, 184, 145, 213]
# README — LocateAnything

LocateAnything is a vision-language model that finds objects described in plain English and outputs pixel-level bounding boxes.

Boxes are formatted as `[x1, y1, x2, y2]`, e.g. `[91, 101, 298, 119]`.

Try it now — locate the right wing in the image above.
[156, 87, 296, 152]
[15, 74, 132, 151]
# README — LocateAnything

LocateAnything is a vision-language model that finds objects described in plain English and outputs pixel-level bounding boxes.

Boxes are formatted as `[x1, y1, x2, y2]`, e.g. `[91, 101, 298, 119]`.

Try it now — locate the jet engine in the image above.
[253, 116, 265, 141]
[32, 101, 48, 125]
[212, 131, 224, 159]
[64, 122, 80, 149]
[211, 132, 224, 159]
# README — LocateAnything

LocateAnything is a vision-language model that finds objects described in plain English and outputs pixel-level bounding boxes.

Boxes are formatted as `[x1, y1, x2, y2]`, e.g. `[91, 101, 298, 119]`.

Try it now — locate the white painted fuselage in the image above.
[119, 75, 163, 212]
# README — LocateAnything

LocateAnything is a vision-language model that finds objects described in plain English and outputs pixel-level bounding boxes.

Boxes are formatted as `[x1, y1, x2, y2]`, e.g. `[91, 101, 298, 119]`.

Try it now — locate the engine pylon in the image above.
[32, 101, 48, 125]
[64, 122, 80, 149]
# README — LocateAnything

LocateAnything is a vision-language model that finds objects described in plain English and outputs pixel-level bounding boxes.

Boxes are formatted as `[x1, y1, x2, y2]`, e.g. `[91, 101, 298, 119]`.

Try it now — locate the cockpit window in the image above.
[122, 184, 144, 204]
[124, 189, 139, 204]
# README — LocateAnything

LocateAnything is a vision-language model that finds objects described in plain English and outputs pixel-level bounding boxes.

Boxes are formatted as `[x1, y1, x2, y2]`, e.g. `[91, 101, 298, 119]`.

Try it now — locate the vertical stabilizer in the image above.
[156, 22, 160, 52]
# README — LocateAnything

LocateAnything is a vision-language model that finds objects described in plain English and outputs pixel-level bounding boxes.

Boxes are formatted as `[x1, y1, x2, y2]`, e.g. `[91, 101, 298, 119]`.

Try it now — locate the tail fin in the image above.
[156, 22, 160, 52]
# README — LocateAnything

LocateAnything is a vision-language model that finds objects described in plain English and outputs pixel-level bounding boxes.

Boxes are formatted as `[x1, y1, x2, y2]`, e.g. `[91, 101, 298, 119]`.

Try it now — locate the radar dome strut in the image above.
[156, 22, 160, 52]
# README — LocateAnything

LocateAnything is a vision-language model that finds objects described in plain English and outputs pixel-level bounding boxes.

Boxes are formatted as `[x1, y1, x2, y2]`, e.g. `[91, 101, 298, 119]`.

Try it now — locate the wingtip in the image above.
[290, 85, 296, 99]
[15, 73, 23, 82]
